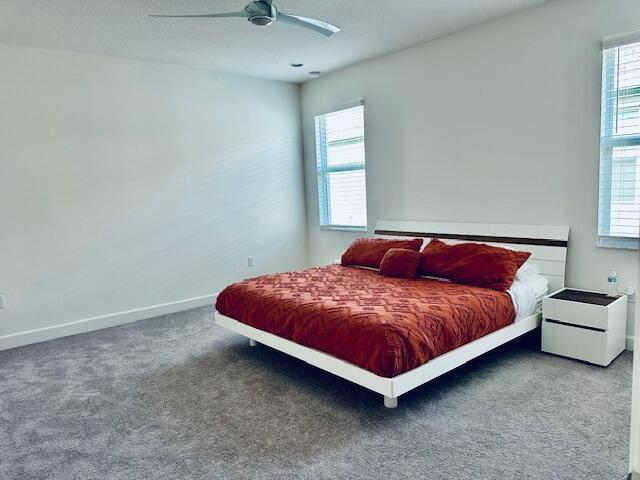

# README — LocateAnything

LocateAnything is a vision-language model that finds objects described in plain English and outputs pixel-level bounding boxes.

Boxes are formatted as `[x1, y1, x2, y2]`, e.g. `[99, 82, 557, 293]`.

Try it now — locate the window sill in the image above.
[320, 225, 368, 233]
[597, 235, 639, 250]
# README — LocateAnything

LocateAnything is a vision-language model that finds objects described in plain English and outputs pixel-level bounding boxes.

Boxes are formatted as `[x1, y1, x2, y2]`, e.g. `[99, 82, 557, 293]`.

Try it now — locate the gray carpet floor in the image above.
[0, 307, 632, 480]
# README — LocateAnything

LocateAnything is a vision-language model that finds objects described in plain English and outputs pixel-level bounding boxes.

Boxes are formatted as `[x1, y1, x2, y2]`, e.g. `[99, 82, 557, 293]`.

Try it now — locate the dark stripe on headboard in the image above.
[374, 230, 568, 247]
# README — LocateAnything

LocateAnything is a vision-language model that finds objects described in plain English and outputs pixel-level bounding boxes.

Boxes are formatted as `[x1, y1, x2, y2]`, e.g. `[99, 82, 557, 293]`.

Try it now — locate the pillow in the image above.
[379, 248, 423, 279]
[341, 238, 423, 269]
[500, 245, 532, 270]
[515, 262, 549, 299]
[516, 260, 540, 279]
[514, 251, 531, 269]
[420, 239, 531, 291]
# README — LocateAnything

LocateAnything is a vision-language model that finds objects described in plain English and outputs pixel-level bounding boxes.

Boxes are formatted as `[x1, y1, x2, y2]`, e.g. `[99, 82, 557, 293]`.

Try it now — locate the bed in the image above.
[215, 220, 569, 408]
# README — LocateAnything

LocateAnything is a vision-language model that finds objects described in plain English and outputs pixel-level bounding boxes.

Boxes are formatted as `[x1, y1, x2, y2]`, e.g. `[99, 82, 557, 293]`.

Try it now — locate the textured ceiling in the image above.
[0, 0, 551, 83]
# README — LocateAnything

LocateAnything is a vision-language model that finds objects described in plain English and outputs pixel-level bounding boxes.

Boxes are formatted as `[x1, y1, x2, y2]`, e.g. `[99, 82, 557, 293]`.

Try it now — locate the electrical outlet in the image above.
[248, 256, 254, 267]
[626, 287, 637, 303]
[0, 295, 4, 309]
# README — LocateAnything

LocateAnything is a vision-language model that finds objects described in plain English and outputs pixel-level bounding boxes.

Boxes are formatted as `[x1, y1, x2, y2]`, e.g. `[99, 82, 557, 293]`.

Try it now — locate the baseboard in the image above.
[627, 335, 635, 352]
[0, 294, 217, 352]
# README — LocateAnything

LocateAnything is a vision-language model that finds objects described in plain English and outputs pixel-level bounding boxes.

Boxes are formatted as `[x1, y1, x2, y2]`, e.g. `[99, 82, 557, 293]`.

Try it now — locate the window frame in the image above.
[315, 102, 368, 232]
[598, 37, 640, 250]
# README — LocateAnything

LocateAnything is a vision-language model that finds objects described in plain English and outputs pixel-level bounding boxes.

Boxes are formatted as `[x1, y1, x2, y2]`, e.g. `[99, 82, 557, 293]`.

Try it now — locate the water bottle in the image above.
[607, 267, 618, 297]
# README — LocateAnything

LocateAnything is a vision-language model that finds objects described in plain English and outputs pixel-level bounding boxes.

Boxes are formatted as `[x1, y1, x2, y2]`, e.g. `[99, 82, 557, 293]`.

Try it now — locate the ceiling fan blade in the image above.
[277, 13, 340, 37]
[149, 11, 249, 19]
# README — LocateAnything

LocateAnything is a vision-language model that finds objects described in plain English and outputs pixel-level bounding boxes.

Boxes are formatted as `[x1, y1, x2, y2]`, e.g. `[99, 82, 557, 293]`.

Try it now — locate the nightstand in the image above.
[541, 288, 628, 366]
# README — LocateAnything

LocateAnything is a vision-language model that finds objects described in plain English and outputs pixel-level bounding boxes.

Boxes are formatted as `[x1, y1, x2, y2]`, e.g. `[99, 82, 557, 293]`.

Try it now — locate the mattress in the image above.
[215, 265, 515, 378]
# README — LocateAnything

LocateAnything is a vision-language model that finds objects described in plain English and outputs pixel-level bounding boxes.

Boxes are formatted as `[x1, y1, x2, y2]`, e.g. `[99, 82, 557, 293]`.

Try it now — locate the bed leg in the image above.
[249, 339, 257, 347]
[384, 396, 398, 408]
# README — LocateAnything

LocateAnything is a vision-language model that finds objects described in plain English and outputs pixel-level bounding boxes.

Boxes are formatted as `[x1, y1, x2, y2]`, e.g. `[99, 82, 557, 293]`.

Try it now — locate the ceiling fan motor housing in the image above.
[245, 1, 275, 26]
[249, 16, 273, 26]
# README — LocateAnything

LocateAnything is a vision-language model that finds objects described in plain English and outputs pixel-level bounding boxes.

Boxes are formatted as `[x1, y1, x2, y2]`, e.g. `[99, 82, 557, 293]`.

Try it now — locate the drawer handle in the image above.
[545, 318, 606, 333]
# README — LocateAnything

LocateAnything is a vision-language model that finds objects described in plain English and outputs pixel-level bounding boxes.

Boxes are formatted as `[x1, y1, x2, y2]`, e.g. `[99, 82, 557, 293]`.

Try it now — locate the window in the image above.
[315, 103, 367, 230]
[612, 157, 637, 202]
[598, 35, 640, 248]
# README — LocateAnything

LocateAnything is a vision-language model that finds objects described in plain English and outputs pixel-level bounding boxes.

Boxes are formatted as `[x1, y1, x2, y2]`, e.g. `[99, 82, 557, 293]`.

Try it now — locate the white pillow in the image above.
[515, 261, 548, 298]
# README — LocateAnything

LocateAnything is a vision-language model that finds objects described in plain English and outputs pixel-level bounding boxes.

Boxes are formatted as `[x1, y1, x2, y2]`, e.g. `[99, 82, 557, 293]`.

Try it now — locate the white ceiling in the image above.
[0, 0, 551, 83]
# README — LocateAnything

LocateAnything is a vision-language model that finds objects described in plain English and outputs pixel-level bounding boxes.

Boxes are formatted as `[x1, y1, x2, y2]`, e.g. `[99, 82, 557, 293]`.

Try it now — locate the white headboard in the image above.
[375, 220, 569, 292]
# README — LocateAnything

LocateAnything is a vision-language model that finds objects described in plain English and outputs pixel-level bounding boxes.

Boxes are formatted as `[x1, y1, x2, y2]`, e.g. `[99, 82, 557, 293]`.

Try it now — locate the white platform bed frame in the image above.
[215, 220, 569, 408]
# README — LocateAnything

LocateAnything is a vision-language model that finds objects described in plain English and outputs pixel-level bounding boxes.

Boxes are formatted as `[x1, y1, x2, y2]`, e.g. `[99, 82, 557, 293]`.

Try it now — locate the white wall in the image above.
[0, 43, 307, 348]
[301, 0, 639, 338]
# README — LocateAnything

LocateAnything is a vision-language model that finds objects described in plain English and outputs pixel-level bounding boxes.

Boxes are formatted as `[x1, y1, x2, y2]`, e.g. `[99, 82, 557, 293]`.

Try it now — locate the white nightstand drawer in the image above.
[541, 320, 609, 366]
[542, 297, 609, 330]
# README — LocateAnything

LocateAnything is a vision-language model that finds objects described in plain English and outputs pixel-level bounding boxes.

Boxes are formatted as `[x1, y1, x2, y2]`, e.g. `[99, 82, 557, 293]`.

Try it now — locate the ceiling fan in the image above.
[149, 0, 341, 38]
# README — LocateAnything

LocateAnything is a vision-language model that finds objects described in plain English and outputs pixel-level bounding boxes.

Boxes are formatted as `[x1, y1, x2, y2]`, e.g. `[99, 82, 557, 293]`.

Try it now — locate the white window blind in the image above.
[315, 104, 367, 230]
[598, 37, 640, 249]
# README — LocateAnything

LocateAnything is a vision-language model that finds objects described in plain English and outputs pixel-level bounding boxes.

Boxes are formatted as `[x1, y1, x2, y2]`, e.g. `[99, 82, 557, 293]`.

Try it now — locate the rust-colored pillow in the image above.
[379, 248, 423, 279]
[420, 239, 531, 291]
[514, 250, 531, 269]
[341, 238, 423, 269]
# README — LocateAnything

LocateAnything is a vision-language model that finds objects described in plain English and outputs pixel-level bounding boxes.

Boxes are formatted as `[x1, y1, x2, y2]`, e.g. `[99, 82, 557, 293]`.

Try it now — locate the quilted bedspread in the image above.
[215, 265, 515, 378]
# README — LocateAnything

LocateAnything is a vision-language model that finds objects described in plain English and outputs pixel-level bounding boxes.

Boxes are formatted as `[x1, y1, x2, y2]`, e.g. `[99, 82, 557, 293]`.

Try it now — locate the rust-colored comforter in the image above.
[215, 265, 515, 378]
